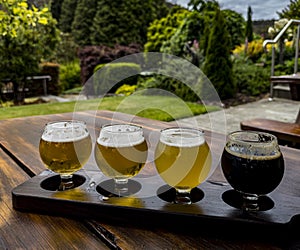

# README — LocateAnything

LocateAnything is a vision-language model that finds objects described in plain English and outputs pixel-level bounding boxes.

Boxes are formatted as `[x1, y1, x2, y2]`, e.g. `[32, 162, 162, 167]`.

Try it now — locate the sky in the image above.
[173, 0, 291, 20]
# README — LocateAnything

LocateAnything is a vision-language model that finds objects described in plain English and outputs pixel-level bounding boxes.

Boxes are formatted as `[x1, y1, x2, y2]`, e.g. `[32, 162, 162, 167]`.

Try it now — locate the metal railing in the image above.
[263, 19, 300, 76]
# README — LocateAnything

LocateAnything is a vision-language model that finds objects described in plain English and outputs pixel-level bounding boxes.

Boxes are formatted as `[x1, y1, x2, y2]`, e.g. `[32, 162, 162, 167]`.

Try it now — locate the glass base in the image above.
[157, 185, 204, 204]
[96, 179, 141, 198]
[221, 189, 274, 212]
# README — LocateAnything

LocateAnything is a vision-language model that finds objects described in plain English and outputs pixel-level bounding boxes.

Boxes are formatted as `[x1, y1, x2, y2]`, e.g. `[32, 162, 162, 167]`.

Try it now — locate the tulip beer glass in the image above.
[154, 127, 212, 204]
[94, 124, 148, 195]
[39, 120, 92, 191]
[221, 131, 285, 211]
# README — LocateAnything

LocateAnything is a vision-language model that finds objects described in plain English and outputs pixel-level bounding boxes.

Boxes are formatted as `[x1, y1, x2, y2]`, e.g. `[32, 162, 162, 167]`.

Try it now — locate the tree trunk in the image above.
[13, 81, 25, 105]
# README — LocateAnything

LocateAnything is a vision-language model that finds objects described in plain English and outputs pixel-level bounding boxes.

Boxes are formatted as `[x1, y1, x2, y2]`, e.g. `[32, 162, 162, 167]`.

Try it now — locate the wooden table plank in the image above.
[0, 148, 108, 249]
[1, 110, 299, 249]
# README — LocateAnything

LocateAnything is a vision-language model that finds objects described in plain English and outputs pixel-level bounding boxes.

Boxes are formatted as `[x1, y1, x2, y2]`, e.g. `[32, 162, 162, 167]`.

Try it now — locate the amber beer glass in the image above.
[94, 124, 148, 194]
[154, 127, 212, 204]
[39, 120, 92, 191]
[221, 131, 285, 211]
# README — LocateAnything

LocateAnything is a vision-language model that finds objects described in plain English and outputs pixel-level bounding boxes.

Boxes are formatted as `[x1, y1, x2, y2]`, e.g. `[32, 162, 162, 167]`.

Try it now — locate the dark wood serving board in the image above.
[12, 165, 300, 240]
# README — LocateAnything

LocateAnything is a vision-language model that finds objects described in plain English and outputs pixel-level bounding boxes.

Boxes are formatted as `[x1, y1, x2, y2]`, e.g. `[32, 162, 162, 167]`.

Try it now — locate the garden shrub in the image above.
[59, 60, 81, 91]
[139, 73, 199, 102]
[93, 62, 141, 95]
[144, 7, 189, 52]
[233, 39, 265, 62]
[78, 44, 142, 95]
[115, 84, 137, 96]
[233, 59, 270, 96]
[52, 33, 79, 64]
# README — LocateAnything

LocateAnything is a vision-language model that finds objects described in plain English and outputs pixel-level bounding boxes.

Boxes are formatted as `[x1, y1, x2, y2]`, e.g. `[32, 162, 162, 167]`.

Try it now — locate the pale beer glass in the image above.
[154, 127, 212, 204]
[94, 124, 148, 195]
[39, 120, 92, 191]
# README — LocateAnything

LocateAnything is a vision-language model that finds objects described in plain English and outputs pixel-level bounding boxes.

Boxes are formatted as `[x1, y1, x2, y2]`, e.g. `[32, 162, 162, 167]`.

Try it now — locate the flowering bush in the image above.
[115, 84, 137, 96]
[233, 39, 264, 62]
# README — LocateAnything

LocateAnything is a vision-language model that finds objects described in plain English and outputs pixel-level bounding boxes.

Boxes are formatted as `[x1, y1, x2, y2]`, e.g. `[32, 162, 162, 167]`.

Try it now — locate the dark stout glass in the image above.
[221, 131, 285, 211]
[221, 148, 284, 195]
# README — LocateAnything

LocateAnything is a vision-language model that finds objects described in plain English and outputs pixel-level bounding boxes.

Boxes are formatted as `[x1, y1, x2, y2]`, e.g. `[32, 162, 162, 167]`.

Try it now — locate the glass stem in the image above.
[175, 188, 192, 205]
[114, 178, 129, 196]
[59, 174, 74, 191]
[242, 193, 259, 211]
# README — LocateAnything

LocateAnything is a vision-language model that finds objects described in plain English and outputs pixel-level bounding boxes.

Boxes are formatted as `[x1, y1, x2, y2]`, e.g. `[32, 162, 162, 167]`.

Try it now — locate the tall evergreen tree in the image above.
[59, 0, 77, 33]
[245, 6, 253, 43]
[203, 8, 235, 100]
[91, 0, 168, 46]
[50, 0, 63, 23]
[71, 0, 97, 45]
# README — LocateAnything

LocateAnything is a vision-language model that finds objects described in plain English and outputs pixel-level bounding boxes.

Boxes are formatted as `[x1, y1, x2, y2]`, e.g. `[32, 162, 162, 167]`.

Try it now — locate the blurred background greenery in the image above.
[0, 0, 300, 119]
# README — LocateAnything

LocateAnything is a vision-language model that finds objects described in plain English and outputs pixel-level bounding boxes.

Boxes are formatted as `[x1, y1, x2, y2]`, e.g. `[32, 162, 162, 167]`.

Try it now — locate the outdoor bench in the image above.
[270, 75, 300, 100]
[240, 108, 300, 148]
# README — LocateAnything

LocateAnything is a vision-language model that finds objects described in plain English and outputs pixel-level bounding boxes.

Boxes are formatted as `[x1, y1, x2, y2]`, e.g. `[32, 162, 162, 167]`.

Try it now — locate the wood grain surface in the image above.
[0, 148, 108, 249]
[1, 110, 300, 249]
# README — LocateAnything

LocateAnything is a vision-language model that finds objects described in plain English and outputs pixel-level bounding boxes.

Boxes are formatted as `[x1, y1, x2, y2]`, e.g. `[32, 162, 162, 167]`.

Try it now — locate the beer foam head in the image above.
[160, 127, 205, 147]
[97, 124, 144, 147]
[226, 131, 281, 159]
[42, 121, 89, 142]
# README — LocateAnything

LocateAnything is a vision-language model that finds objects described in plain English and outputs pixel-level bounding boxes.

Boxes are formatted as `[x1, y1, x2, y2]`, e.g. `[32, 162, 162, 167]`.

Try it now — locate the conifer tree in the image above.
[59, 0, 77, 33]
[50, 0, 63, 23]
[91, 0, 168, 46]
[245, 6, 253, 43]
[71, 0, 97, 45]
[203, 8, 235, 100]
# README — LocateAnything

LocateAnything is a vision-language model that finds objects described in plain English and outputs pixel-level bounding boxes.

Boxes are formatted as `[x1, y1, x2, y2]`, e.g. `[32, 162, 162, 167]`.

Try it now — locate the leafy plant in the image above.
[0, 0, 60, 104]
[233, 58, 270, 96]
[78, 44, 142, 92]
[93, 63, 141, 95]
[233, 39, 265, 62]
[115, 84, 137, 96]
[144, 7, 189, 52]
[59, 60, 81, 91]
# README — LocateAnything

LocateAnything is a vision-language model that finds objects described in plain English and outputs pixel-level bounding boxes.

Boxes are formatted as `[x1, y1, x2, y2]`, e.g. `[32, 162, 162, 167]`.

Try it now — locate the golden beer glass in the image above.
[155, 127, 212, 204]
[94, 124, 148, 195]
[39, 120, 92, 191]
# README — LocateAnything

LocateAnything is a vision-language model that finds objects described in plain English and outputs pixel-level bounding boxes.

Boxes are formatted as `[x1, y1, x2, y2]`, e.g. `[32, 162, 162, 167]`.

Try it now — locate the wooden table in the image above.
[0, 110, 299, 249]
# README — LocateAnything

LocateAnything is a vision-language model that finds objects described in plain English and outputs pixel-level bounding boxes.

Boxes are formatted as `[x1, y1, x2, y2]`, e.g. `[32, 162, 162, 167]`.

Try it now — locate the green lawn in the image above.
[0, 95, 219, 121]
